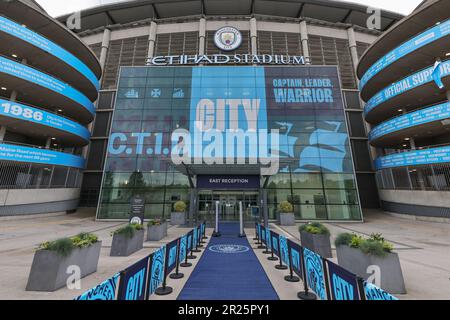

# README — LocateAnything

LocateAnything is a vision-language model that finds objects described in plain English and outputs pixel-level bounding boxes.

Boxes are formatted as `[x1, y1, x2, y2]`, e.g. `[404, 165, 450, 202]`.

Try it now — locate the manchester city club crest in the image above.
[209, 244, 249, 254]
[214, 26, 242, 51]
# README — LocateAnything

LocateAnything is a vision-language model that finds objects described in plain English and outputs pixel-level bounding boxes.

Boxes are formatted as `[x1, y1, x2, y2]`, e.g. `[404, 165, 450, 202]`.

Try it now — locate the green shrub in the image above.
[39, 238, 74, 257]
[334, 233, 354, 247]
[38, 232, 98, 257]
[174, 201, 187, 212]
[360, 239, 388, 257]
[299, 222, 330, 235]
[278, 200, 293, 213]
[335, 232, 394, 257]
[148, 218, 163, 226]
[113, 223, 143, 238]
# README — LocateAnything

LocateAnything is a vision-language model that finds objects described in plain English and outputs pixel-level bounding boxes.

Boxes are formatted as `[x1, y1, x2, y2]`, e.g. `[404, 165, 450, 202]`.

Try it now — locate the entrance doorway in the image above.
[197, 190, 259, 224]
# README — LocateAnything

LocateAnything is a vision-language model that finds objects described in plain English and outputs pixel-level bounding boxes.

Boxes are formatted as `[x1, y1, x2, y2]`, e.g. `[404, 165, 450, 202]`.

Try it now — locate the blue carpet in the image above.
[177, 222, 279, 300]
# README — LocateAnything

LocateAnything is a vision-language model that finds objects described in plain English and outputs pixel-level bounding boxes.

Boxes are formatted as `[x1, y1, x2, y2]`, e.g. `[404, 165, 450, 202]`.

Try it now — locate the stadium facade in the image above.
[358, 0, 450, 219]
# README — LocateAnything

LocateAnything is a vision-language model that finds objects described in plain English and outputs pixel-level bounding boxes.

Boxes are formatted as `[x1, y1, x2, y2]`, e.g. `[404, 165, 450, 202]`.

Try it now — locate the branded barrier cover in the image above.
[261, 226, 266, 245]
[179, 234, 188, 262]
[326, 260, 360, 300]
[165, 239, 179, 275]
[148, 246, 166, 296]
[303, 247, 327, 300]
[287, 239, 303, 280]
[364, 281, 398, 300]
[187, 230, 194, 252]
[270, 231, 278, 255]
[117, 256, 150, 300]
[279, 235, 290, 267]
[75, 273, 120, 300]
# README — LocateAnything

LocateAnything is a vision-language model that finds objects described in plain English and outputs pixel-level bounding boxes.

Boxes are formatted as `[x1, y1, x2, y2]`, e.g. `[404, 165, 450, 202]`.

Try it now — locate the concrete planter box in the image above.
[147, 224, 166, 241]
[336, 245, 406, 294]
[170, 212, 186, 225]
[26, 241, 102, 292]
[300, 231, 332, 258]
[110, 229, 144, 256]
[278, 212, 295, 226]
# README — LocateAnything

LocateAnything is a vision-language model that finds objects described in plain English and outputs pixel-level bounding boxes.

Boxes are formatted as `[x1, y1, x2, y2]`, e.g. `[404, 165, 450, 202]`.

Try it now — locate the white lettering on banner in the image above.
[146, 54, 308, 66]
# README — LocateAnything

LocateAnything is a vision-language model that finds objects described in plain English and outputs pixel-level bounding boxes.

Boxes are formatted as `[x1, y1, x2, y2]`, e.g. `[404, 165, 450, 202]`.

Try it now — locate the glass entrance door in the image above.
[197, 190, 259, 224]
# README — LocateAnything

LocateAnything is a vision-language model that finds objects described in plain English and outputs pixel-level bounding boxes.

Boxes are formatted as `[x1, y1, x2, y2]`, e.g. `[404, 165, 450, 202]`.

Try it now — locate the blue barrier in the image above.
[75, 223, 206, 300]
[0, 98, 90, 141]
[360, 19, 450, 90]
[0, 15, 99, 90]
[0, 143, 85, 169]
[256, 224, 399, 301]
[0, 56, 95, 115]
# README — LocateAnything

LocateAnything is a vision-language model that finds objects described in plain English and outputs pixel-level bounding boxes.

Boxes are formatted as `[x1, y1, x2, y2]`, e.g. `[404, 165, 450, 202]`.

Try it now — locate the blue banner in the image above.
[75, 273, 119, 300]
[265, 228, 272, 250]
[261, 226, 266, 245]
[179, 235, 187, 262]
[288, 240, 303, 279]
[326, 260, 359, 300]
[187, 230, 194, 252]
[369, 101, 450, 142]
[165, 239, 178, 275]
[0, 15, 99, 90]
[0, 98, 90, 141]
[279, 235, 289, 267]
[148, 246, 166, 296]
[0, 143, 85, 169]
[303, 247, 327, 300]
[0, 56, 95, 115]
[365, 59, 450, 116]
[364, 281, 398, 300]
[117, 256, 149, 300]
[271, 231, 279, 256]
[375, 145, 450, 170]
[360, 19, 450, 90]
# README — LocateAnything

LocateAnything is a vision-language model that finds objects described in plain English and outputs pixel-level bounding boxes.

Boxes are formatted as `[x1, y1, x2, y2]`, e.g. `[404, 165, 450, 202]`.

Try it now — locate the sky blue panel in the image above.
[0, 98, 90, 141]
[369, 101, 450, 141]
[360, 19, 450, 90]
[364, 59, 450, 116]
[0, 56, 95, 115]
[0, 143, 85, 168]
[374, 146, 450, 170]
[0, 15, 99, 90]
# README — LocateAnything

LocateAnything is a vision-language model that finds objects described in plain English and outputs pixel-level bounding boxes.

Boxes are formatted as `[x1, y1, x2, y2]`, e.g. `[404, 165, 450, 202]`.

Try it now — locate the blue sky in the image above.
[36, 0, 423, 17]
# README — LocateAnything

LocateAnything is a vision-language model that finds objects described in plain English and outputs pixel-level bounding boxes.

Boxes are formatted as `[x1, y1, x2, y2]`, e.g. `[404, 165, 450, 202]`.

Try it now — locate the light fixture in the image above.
[398, 109, 403, 112]
[51, 137, 56, 140]
[404, 137, 410, 141]
[57, 109, 62, 112]
[1, 87, 6, 91]
[11, 54, 17, 58]
[402, 144, 407, 147]
[446, 52, 450, 57]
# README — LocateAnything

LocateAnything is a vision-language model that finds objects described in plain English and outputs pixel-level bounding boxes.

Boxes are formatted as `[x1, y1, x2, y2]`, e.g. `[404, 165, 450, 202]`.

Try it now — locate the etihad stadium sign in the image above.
[145, 54, 310, 66]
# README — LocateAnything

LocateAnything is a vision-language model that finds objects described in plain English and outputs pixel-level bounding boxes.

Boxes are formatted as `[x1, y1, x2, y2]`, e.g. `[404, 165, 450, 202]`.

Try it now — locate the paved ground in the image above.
[0, 208, 449, 300]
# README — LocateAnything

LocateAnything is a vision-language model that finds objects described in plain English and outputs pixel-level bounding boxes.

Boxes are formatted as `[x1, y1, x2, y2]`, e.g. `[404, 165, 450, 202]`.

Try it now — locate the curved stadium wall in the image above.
[358, 0, 450, 219]
[0, 0, 101, 216]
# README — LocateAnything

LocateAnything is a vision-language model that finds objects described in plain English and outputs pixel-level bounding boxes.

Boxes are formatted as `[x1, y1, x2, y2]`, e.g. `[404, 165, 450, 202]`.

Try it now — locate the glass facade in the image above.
[97, 66, 362, 221]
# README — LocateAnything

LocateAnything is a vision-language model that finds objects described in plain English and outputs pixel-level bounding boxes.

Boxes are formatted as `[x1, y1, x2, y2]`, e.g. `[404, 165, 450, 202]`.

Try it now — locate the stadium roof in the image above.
[56, 0, 404, 34]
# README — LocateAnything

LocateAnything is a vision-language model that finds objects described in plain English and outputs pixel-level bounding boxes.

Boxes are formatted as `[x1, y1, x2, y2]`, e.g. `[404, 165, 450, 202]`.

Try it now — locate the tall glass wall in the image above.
[97, 66, 362, 220]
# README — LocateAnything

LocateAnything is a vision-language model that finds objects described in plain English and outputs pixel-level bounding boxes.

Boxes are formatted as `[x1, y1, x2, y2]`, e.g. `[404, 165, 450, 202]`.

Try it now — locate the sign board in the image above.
[197, 175, 260, 189]
[129, 195, 145, 225]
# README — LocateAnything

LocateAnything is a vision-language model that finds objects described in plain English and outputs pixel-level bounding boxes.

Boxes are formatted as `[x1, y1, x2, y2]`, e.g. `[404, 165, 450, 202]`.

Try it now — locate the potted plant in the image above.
[278, 200, 295, 226]
[335, 233, 406, 294]
[147, 218, 166, 241]
[26, 232, 101, 291]
[110, 223, 144, 256]
[171, 201, 187, 225]
[299, 222, 332, 258]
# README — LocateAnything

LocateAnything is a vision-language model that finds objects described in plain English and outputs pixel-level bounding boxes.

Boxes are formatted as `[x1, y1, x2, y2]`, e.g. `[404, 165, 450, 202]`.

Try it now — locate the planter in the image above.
[147, 224, 166, 241]
[110, 229, 144, 256]
[278, 212, 295, 226]
[300, 231, 332, 258]
[170, 211, 186, 225]
[336, 245, 406, 294]
[26, 241, 102, 292]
